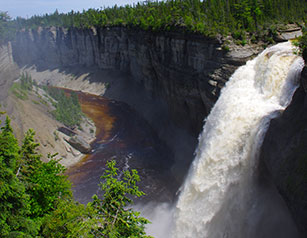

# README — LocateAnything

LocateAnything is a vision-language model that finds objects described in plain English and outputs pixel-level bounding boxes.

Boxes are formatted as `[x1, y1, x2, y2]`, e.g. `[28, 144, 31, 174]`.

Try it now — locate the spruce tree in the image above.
[89, 160, 152, 238]
[0, 117, 38, 237]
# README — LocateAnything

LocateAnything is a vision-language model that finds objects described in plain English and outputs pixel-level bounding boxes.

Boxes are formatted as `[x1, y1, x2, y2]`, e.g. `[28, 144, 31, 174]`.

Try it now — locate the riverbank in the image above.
[66, 90, 176, 204]
[3, 84, 96, 168]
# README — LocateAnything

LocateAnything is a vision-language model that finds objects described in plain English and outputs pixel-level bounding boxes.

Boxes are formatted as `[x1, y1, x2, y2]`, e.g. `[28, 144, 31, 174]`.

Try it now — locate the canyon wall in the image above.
[0, 43, 19, 102]
[12, 27, 260, 136]
[260, 58, 307, 235]
[8, 26, 307, 235]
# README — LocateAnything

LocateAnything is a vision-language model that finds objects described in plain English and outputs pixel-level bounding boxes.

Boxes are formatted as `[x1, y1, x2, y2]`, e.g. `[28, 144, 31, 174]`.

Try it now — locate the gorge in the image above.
[11, 26, 264, 182]
[0, 25, 307, 237]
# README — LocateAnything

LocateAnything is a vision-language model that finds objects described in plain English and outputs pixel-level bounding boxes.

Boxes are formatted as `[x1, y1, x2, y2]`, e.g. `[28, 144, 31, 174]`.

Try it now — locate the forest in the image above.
[0, 114, 151, 237]
[0, 0, 306, 45]
[10, 0, 307, 40]
[0, 0, 307, 237]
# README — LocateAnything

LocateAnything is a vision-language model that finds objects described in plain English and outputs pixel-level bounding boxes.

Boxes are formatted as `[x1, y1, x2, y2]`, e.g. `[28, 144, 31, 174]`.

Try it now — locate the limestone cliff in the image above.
[12, 27, 261, 136]
[261, 58, 307, 235]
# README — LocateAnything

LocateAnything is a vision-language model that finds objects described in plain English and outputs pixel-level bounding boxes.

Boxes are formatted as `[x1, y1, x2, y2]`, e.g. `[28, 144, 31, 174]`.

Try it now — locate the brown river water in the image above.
[65, 90, 177, 204]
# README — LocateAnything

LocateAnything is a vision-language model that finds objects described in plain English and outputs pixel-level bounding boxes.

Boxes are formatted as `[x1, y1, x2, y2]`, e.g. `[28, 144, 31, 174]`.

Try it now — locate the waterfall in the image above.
[173, 42, 304, 238]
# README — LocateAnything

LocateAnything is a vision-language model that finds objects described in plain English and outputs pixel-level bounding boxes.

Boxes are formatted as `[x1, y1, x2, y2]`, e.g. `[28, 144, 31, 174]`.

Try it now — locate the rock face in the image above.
[275, 27, 303, 42]
[260, 61, 307, 235]
[0, 43, 19, 102]
[12, 27, 261, 136]
[9, 25, 307, 235]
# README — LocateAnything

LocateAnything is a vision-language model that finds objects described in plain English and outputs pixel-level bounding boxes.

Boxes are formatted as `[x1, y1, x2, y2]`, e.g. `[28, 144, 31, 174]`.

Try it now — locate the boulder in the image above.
[275, 28, 303, 42]
[66, 135, 91, 154]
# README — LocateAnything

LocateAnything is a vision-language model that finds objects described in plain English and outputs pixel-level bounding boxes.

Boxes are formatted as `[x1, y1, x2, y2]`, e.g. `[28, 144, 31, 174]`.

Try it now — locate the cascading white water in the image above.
[173, 42, 304, 238]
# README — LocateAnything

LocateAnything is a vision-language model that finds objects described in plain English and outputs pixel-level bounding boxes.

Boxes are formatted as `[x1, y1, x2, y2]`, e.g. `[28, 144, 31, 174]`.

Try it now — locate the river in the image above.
[65, 90, 177, 204]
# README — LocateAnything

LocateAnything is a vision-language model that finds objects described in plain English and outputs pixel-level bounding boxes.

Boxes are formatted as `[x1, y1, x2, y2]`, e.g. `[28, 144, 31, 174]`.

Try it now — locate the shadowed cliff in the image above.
[10, 27, 263, 183]
[11, 27, 261, 136]
[261, 55, 307, 235]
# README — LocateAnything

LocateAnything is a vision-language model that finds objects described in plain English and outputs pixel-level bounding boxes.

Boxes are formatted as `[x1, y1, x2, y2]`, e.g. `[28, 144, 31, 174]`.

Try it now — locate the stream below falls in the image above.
[66, 90, 177, 204]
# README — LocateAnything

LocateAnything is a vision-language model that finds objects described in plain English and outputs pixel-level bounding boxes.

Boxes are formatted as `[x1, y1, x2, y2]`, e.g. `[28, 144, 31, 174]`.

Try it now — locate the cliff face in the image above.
[260, 61, 307, 235]
[0, 43, 19, 102]
[9, 25, 307, 234]
[12, 27, 259, 136]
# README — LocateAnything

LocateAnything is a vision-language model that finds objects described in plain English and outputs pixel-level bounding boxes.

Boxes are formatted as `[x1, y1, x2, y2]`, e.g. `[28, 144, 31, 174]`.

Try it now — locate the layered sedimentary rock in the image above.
[12, 27, 260, 135]
[0, 43, 19, 102]
[9, 25, 307, 235]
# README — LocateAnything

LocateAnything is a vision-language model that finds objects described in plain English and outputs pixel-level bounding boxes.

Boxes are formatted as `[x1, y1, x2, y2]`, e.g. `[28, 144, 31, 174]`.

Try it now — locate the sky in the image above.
[0, 0, 140, 19]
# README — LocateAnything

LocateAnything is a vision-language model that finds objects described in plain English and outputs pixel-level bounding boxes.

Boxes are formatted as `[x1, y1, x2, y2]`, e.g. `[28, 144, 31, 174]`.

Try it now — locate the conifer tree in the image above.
[89, 160, 152, 238]
[0, 117, 38, 237]
[19, 129, 72, 218]
[0, 114, 153, 237]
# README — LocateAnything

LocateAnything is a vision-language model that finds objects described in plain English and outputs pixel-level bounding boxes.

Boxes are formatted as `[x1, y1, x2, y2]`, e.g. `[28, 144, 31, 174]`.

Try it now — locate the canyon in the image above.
[11, 27, 264, 179]
[0, 26, 306, 235]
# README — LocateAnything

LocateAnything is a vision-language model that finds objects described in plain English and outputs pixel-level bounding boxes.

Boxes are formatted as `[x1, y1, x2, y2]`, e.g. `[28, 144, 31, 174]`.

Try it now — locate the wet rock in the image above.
[275, 27, 303, 42]
[260, 63, 307, 236]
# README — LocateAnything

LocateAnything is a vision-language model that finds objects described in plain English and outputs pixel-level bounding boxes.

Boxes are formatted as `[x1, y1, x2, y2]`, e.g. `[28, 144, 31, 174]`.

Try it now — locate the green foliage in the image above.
[89, 160, 152, 238]
[0, 11, 17, 44]
[10, 82, 28, 100]
[0, 117, 152, 237]
[9, 73, 34, 100]
[20, 72, 33, 91]
[0, 117, 38, 237]
[1, 1, 307, 45]
[296, 27, 307, 60]
[41, 161, 152, 238]
[41, 199, 93, 238]
[45, 87, 83, 127]
[0, 117, 72, 236]
[19, 130, 72, 218]
[10, 0, 307, 40]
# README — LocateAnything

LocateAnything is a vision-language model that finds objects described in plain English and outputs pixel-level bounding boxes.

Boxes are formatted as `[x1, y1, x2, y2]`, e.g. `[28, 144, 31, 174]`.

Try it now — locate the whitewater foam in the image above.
[172, 42, 304, 238]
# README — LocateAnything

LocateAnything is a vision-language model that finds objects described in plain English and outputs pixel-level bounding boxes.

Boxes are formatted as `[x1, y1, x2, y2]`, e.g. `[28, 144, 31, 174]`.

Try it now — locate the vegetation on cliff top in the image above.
[297, 28, 307, 59]
[0, 113, 151, 237]
[1, 0, 307, 44]
[17, 0, 307, 35]
[0, 11, 15, 44]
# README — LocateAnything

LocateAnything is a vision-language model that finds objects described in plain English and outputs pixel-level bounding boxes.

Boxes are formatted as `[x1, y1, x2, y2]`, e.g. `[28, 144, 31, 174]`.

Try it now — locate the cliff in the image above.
[0, 43, 19, 102]
[12, 27, 261, 136]
[260, 58, 307, 235]
[7, 25, 307, 234]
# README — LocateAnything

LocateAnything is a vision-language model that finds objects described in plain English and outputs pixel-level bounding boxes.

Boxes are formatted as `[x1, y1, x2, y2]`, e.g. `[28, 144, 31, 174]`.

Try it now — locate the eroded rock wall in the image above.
[260, 60, 307, 235]
[10, 25, 307, 233]
[0, 42, 19, 102]
[12, 27, 259, 135]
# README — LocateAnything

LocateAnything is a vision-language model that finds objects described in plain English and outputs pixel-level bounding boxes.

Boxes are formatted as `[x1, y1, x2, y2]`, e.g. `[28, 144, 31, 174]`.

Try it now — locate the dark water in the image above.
[66, 91, 177, 204]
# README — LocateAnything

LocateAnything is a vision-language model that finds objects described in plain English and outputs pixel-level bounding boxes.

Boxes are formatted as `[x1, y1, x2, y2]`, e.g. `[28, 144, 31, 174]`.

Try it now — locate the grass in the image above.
[10, 82, 28, 100]
[31, 100, 40, 105]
